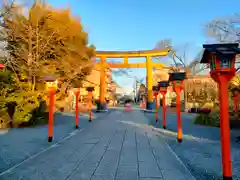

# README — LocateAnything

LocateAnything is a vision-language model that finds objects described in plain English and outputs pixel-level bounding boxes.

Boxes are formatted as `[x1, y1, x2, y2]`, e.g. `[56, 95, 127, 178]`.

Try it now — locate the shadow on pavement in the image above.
[144, 109, 240, 146]
[0, 110, 113, 174]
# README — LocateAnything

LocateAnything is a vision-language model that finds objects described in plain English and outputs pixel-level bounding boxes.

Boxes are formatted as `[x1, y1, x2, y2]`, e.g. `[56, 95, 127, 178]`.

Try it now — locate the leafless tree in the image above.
[154, 39, 191, 71]
[0, 0, 16, 19]
[205, 14, 240, 43]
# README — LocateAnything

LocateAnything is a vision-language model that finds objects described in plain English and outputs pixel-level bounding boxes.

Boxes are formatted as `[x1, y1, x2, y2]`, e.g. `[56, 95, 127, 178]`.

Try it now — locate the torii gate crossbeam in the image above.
[95, 48, 170, 111]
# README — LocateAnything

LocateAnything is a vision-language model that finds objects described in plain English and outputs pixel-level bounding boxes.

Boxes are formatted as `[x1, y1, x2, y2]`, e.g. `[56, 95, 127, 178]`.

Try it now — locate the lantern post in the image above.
[158, 81, 169, 129]
[45, 76, 57, 142]
[152, 85, 160, 122]
[169, 72, 186, 143]
[86, 87, 95, 122]
[200, 43, 240, 180]
[74, 88, 80, 129]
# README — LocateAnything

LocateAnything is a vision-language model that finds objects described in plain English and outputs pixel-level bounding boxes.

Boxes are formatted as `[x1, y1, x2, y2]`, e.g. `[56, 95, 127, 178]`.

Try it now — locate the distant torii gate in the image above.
[95, 49, 170, 110]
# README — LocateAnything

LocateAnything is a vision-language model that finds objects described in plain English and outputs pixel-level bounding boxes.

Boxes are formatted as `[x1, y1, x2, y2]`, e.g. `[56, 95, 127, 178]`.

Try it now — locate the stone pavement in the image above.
[144, 109, 240, 180]
[0, 110, 111, 174]
[0, 110, 195, 180]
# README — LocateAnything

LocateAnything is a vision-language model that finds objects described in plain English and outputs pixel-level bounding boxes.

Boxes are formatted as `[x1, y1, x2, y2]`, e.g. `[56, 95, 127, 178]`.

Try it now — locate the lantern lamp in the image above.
[158, 80, 169, 87]
[44, 76, 58, 90]
[152, 85, 159, 96]
[158, 80, 169, 91]
[152, 85, 159, 92]
[168, 72, 186, 82]
[200, 43, 240, 81]
[86, 87, 95, 92]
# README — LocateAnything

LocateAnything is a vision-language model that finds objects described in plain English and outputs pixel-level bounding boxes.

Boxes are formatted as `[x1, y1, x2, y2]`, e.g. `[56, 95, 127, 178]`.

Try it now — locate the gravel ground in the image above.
[144, 109, 240, 180]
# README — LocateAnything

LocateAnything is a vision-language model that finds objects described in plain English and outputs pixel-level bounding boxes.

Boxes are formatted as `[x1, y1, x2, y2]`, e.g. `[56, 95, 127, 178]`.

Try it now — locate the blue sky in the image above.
[48, 0, 239, 94]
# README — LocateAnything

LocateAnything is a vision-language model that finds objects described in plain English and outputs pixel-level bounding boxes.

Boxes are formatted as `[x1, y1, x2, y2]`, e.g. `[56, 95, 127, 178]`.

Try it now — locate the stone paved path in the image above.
[0, 111, 111, 174]
[0, 110, 195, 180]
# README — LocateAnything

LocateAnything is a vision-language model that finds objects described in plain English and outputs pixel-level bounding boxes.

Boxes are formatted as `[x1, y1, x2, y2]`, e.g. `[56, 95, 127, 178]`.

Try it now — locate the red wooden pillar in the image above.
[154, 94, 158, 122]
[218, 75, 233, 179]
[173, 80, 184, 143]
[160, 91, 167, 129]
[88, 91, 93, 122]
[75, 88, 80, 129]
[48, 87, 55, 142]
[158, 81, 169, 129]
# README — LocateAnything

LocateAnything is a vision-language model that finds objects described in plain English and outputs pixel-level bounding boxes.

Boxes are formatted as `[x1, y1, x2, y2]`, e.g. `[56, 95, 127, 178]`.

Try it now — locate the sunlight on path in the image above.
[118, 118, 217, 144]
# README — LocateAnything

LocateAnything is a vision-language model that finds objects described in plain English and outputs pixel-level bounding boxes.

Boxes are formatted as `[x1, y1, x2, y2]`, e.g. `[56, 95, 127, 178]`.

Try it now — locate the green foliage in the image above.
[194, 113, 220, 127]
[0, 69, 46, 126]
[0, 70, 17, 123]
[229, 74, 240, 92]
[0, 70, 16, 93]
[6, 91, 39, 123]
[19, 100, 48, 127]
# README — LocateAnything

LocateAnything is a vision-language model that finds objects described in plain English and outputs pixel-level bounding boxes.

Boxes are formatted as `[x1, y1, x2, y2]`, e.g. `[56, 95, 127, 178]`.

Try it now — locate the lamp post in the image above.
[168, 72, 186, 143]
[200, 43, 240, 180]
[86, 87, 95, 122]
[152, 85, 160, 122]
[74, 88, 80, 129]
[45, 76, 57, 142]
[158, 81, 169, 129]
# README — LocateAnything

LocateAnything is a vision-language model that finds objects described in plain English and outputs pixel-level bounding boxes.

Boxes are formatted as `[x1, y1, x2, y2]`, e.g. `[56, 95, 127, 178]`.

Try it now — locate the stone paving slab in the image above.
[0, 110, 195, 180]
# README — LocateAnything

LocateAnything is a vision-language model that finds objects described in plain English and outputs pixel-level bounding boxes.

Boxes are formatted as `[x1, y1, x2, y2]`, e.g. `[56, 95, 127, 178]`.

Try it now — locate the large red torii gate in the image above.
[94, 49, 170, 111]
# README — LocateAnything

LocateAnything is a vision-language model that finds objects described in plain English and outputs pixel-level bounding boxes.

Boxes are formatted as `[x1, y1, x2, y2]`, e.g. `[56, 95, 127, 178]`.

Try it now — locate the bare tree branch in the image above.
[205, 14, 240, 43]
